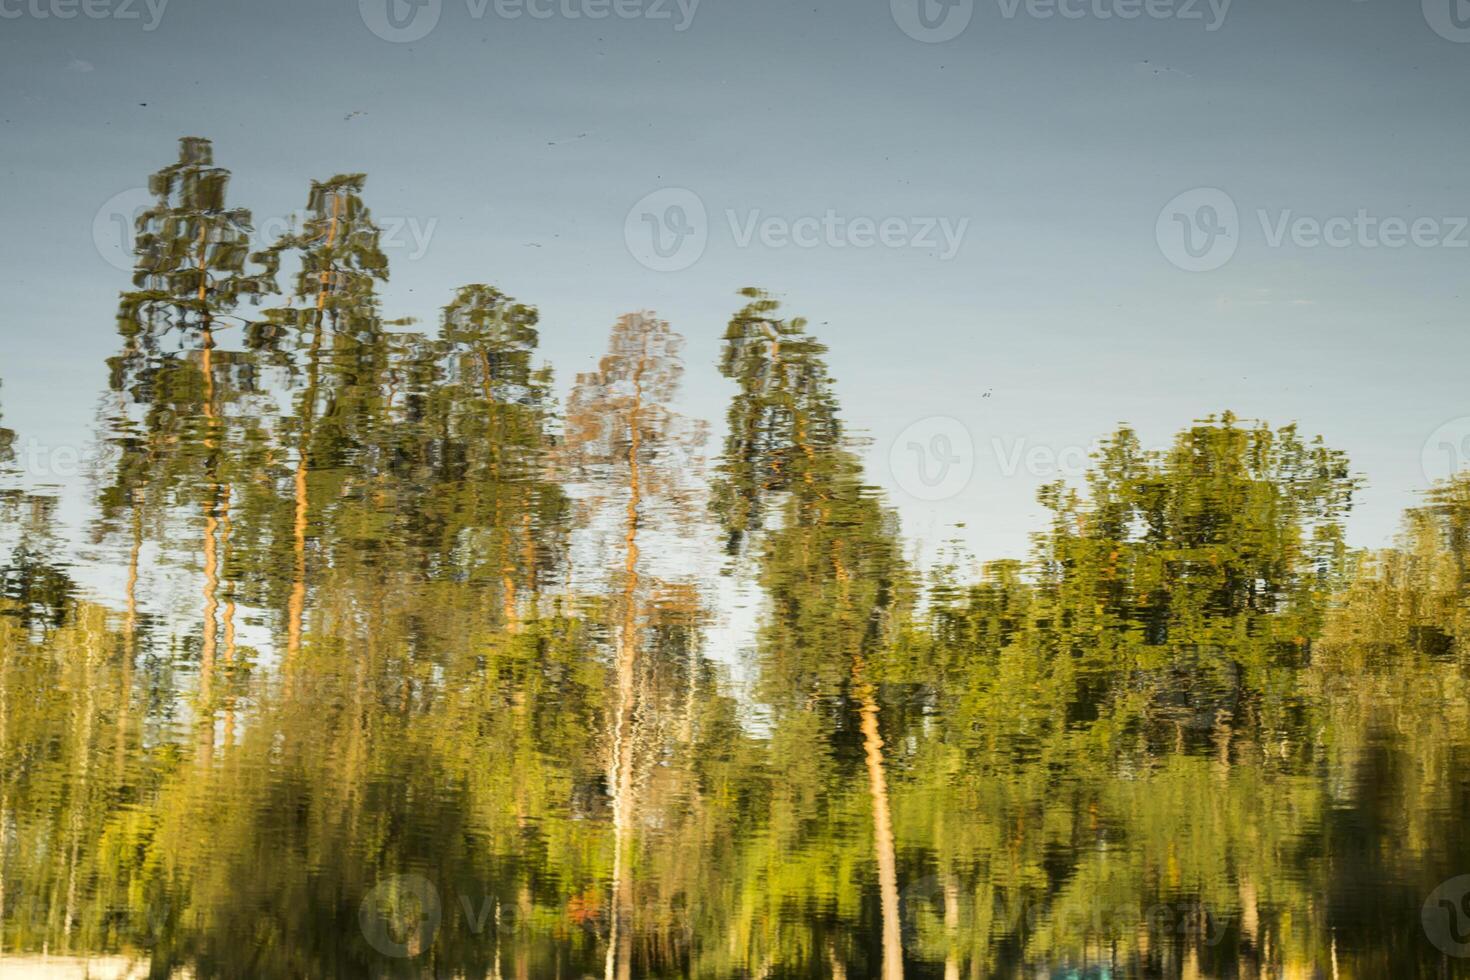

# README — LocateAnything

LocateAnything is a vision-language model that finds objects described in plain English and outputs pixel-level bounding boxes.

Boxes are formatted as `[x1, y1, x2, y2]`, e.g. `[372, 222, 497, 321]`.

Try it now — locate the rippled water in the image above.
[0, 140, 1468, 978]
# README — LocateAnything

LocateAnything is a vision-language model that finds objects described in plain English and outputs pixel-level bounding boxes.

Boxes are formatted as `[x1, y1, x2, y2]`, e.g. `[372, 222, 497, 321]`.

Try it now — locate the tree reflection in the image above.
[0, 141, 1464, 979]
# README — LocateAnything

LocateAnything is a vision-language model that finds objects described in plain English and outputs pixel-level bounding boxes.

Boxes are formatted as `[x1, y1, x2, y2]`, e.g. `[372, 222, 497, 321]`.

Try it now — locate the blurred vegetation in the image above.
[0, 138, 1466, 978]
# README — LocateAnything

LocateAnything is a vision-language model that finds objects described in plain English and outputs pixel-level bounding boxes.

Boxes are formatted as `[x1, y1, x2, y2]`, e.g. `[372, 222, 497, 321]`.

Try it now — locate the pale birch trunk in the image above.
[605, 341, 647, 980]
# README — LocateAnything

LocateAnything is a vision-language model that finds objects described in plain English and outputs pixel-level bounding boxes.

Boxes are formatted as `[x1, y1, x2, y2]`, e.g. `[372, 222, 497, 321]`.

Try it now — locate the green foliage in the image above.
[0, 145, 1463, 980]
[115, 137, 275, 349]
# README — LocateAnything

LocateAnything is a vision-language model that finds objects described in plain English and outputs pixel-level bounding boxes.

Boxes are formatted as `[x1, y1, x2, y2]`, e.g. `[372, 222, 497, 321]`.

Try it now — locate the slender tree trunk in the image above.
[835, 533, 903, 980]
[516, 882, 532, 980]
[0, 625, 9, 938]
[199, 488, 219, 767]
[0, 781, 6, 951]
[220, 489, 237, 749]
[286, 349, 314, 664]
[342, 592, 371, 842]
[195, 215, 221, 763]
[1214, 718, 1232, 771]
[476, 348, 521, 629]
[114, 494, 143, 781]
[855, 667, 904, 980]
[522, 510, 537, 616]
[198, 328, 220, 769]
[288, 192, 340, 664]
[63, 613, 100, 947]
[605, 343, 647, 980]
[489, 899, 504, 980]
[286, 388, 313, 664]
[943, 872, 961, 980]
[682, 624, 698, 745]
[827, 936, 848, 979]
[1238, 877, 1259, 979]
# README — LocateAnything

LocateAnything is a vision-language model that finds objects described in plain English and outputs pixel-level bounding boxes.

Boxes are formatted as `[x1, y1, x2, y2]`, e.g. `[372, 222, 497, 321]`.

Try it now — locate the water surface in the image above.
[0, 141, 1468, 979]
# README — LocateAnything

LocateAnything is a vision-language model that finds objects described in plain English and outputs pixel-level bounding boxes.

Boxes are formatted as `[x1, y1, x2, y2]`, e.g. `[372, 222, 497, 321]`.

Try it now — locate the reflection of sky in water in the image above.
[2, 5, 1469, 975]
[3, 0, 1470, 586]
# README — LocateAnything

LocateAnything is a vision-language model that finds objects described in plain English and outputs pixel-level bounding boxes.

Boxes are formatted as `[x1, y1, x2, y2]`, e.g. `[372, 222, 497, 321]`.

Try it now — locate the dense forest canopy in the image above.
[0, 138, 1467, 979]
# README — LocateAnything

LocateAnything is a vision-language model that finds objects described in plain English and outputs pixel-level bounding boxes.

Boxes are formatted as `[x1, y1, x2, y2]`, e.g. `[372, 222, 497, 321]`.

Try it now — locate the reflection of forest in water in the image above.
[0, 137, 1467, 979]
